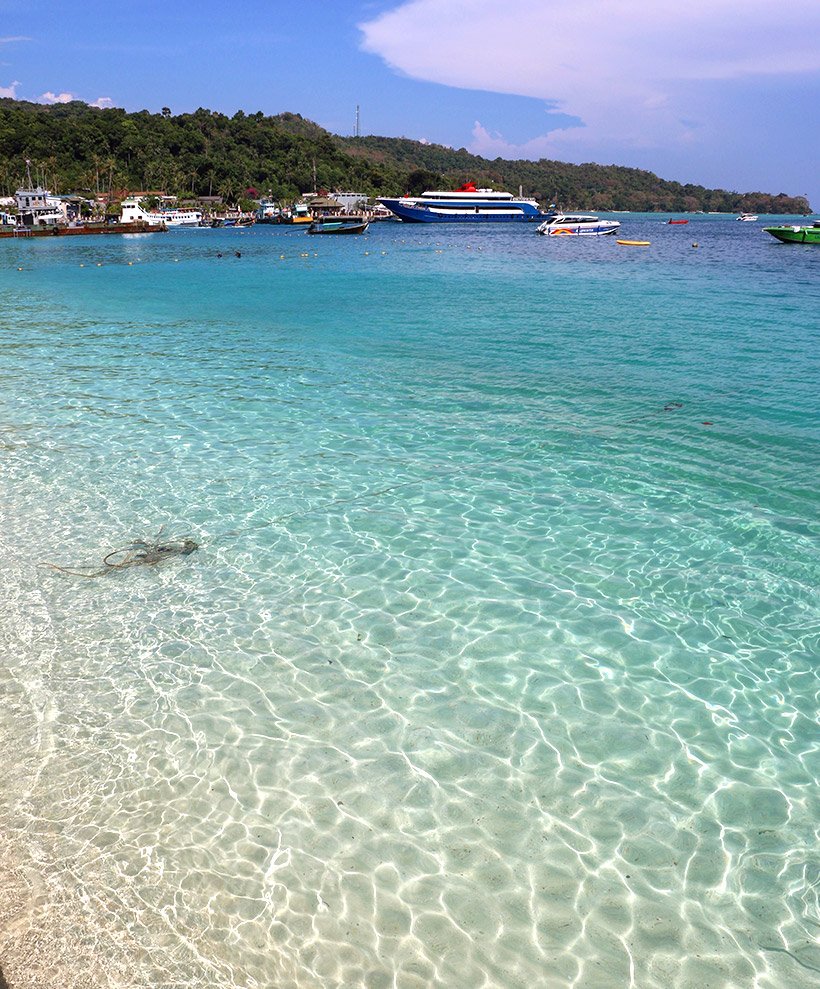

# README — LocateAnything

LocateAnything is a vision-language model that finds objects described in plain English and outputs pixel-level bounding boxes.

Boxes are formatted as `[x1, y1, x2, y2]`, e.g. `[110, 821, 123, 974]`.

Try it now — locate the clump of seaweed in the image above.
[42, 530, 198, 578]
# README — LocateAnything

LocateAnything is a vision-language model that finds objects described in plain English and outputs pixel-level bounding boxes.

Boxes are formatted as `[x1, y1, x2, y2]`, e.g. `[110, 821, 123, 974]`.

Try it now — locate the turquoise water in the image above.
[1, 216, 818, 988]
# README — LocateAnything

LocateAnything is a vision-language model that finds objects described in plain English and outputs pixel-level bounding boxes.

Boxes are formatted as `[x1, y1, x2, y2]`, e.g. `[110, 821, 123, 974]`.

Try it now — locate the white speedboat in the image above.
[737, 213, 758, 222]
[536, 213, 620, 236]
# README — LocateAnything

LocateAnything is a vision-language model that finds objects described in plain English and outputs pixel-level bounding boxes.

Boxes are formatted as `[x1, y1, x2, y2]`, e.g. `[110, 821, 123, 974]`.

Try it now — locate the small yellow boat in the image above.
[617, 239, 651, 246]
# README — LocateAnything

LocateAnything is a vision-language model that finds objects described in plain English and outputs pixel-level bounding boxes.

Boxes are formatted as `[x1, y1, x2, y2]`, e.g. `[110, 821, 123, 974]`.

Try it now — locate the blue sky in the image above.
[2, 0, 818, 206]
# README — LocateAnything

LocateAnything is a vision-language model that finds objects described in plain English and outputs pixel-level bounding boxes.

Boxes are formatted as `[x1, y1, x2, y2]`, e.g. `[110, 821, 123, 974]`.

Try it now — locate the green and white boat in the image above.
[763, 221, 820, 244]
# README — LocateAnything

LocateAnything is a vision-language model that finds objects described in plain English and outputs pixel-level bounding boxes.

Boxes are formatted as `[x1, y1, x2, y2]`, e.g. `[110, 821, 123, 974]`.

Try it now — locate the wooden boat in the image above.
[763, 222, 820, 244]
[307, 216, 369, 235]
[617, 239, 651, 246]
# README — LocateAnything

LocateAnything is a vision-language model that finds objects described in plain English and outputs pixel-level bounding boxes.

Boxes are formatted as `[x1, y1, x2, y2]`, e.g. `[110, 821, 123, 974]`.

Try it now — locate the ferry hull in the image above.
[379, 198, 547, 223]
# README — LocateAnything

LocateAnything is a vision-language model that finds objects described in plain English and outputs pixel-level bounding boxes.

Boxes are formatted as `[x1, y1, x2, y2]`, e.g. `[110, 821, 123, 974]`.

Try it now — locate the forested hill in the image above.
[0, 98, 810, 213]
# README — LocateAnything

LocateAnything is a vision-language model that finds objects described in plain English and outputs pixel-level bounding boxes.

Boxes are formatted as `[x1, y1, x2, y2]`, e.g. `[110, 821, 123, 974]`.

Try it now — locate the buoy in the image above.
[617, 240, 650, 246]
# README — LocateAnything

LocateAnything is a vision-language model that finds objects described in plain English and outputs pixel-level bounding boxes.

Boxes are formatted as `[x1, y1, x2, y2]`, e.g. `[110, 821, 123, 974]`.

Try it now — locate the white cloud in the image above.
[90, 97, 114, 108]
[359, 0, 820, 157]
[0, 79, 20, 98]
[470, 122, 556, 161]
[40, 90, 75, 104]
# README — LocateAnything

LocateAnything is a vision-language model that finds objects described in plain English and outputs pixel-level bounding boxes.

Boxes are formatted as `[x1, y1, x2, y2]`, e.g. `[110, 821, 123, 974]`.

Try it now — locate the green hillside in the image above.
[0, 99, 810, 213]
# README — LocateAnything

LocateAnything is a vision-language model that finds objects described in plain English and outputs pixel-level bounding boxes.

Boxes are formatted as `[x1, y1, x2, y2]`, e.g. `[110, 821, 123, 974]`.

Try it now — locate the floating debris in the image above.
[42, 532, 199, 578]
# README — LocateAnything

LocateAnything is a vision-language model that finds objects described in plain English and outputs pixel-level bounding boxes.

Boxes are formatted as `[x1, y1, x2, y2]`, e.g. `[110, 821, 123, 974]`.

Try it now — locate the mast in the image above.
[355, 105, 360, 138]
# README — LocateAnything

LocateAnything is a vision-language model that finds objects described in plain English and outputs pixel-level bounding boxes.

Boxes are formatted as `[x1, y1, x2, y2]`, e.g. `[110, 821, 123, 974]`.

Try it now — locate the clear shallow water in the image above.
[0, 215, 818, 988]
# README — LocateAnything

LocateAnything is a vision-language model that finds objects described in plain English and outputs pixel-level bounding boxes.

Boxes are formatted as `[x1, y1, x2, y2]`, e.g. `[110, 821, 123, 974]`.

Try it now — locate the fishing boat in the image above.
[14, 185, 64, 226]
[536, 213, 620, 236]
[763, 222, 820, 244]
[255, 199, 281, 223]
[307, 216, 369, 235]
[279, 202, 312, 224]
[378, 182, 549, 223]
[737, 213, 758, 222]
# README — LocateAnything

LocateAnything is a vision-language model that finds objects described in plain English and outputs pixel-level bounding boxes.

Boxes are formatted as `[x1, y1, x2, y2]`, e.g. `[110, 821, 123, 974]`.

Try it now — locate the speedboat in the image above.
[536, 213, 620, 236]
[763, 221, 820, 244]
[737, 213, 758, 222]
[378, 182, 549, 223]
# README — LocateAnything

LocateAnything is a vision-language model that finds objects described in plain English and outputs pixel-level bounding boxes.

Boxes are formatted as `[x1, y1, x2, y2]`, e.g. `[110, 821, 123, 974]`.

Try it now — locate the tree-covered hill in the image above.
[0, 98, 810, 214]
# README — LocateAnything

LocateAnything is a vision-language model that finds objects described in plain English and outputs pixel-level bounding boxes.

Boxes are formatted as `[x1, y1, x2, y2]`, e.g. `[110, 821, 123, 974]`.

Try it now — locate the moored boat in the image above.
[0, 220, 166, 239]
[536, 213, 620, 236]
[378, 182, 548, 223]
[307, 216, 369, 235]
[156, 206, 203, 227]
[279, 202, 312, 224]
[120, 198, 166, 227]
[763, 222, 820, 244]
[255, 199, 281, 223]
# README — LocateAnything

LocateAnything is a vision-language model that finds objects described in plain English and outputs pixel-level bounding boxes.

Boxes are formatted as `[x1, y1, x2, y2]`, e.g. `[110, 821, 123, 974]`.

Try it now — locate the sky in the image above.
[1, 0, 818, 206]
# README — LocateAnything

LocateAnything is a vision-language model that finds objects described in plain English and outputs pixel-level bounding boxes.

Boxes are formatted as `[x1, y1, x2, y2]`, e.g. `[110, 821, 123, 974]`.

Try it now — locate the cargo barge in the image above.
[0, 221, 167, 239]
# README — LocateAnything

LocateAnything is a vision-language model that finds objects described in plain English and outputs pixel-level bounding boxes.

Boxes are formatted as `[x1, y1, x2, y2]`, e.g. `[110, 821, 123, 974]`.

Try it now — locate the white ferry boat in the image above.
[536, 213, 620, 236]
[157, 207, 203, 227]
[120, 199, 166, 227]
[379, 182, 549, 223]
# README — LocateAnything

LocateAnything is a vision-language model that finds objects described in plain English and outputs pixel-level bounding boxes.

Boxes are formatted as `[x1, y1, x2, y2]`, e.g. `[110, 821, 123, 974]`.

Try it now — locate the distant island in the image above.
[0, 98, 811, 214]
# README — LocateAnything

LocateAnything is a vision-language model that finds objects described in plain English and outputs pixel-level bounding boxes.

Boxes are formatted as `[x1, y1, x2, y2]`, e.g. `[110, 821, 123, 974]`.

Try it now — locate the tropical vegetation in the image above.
[0, 98, 810, 214]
